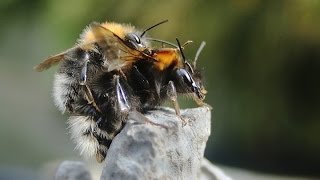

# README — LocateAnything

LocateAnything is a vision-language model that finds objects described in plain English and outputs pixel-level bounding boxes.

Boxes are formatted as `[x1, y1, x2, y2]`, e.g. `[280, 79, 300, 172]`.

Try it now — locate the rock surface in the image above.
[55, 107, 232, 180]
[101, 107, 212, 180]
[55, 161, 91, 180]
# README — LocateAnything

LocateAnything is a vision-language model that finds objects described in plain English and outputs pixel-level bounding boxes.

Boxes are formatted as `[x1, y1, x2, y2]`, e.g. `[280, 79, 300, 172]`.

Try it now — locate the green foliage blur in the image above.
[0, 0, 319, 177]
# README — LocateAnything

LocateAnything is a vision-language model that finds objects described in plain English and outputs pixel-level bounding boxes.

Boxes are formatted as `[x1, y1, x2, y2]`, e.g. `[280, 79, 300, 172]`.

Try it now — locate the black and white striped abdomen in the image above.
[53, 73, 81, 113]
[52, 72, 119, 162]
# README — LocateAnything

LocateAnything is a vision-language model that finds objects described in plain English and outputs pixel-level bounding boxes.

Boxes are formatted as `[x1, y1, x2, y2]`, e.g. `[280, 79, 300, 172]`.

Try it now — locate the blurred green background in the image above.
[1, 0, 319, 179]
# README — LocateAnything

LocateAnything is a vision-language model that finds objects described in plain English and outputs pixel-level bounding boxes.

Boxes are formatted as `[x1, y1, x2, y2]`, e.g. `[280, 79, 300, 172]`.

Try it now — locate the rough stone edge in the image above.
[54, 107, 232, 180]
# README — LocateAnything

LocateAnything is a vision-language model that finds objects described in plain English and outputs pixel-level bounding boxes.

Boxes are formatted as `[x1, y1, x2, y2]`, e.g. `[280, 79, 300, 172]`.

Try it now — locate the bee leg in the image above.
[167, 81, 188, 126]
[128, 110, 169, 129]
[79, 75, 130, 163]
[83, 85, 102, 113]
[92, 75, 131, 144]
[115, 75, 130, 113]
[114, 75, 168, 129]
[119, 69, 128, 81]
[79, 58, 89, 85]
[193, 95, 213, 110]
[79, 57, 102, 113]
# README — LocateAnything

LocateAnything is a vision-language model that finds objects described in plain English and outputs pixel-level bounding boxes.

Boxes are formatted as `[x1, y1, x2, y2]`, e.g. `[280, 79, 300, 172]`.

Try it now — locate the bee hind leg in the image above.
[167, 81, 188, 126]
[83, 84, 101, 113]
[78, 55, 102, 113]
[128, 110, 169, 129]
[79, 53, 89, 85]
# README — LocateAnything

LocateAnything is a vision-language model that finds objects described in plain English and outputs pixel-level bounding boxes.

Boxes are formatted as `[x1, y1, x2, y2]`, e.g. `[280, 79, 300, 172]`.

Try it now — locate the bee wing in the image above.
[89, 22, 134, 54]
[34, 46, 78, 72]
[89, 22, 143, 71]
[35, 23, 144, 72]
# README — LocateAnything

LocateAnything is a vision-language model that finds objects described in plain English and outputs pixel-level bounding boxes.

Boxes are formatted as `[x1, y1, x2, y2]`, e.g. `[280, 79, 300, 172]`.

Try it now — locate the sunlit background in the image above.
[1, 0, 319, 179]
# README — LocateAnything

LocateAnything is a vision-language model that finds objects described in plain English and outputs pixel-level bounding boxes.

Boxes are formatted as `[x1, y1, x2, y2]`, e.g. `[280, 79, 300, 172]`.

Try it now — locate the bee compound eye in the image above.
[125, 33, 144, 50]
[175, 68, 203, 99]
[132, 34, 141, 44]
[175, 69, 194, 87]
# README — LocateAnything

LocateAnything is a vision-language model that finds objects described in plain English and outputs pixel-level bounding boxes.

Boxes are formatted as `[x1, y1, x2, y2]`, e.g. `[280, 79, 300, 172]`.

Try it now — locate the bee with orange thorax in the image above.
[35, 20, 207, 162]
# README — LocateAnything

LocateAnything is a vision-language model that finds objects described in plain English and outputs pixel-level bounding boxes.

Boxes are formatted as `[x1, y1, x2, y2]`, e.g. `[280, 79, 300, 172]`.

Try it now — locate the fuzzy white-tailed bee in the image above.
[35, 20, 207, 162]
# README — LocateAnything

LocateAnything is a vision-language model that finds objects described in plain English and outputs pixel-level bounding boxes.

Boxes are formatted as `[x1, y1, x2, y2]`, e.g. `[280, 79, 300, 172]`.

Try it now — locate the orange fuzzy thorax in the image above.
[153, 48, 183, 71]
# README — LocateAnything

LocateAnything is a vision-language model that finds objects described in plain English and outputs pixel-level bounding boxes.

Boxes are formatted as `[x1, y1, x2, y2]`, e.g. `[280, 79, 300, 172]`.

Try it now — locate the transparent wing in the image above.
[89, 22, 147, 71]
[34, 46, 79, 72]
[35, 23, 146, 72]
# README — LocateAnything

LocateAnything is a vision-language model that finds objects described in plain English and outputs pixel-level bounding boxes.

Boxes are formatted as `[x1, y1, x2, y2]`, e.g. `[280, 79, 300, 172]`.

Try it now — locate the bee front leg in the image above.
[167, 81, 187, 126]
[192, 95, 213, 110]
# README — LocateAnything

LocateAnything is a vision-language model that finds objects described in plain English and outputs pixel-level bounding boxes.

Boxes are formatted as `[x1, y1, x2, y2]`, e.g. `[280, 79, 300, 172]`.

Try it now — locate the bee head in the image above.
[173, 68, 205, 100]
[172, 39, 206, 100]
[124, 20, 169, 55]
[124, 33, 147, 51]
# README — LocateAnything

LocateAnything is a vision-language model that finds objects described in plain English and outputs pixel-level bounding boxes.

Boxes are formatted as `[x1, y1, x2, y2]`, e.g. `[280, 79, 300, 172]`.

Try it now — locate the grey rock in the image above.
[55, 161, 91, 180]
[101, 107, 212, 180]
[53, 107, 232, 180]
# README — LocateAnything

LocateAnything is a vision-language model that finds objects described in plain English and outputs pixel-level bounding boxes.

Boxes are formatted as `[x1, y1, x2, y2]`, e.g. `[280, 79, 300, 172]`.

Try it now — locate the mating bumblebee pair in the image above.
[35, 20, 207, 162]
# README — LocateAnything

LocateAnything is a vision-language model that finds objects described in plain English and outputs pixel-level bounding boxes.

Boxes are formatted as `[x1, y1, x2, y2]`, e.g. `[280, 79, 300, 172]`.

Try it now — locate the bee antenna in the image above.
[182, 40, 193, 48]
[176, 38, 186, 63]
[193, 41, 206, 68]
[140, 19, 169, 38]
[145, 38, 178, 48]
[177, 38, 195, 73]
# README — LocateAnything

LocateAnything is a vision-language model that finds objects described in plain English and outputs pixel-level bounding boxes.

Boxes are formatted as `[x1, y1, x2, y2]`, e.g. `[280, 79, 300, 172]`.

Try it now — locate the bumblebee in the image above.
[35, 20, 207, 162]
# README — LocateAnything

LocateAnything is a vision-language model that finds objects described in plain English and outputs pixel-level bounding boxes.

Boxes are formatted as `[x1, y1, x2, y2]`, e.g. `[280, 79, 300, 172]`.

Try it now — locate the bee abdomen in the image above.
[68, 115, 116, 162]
[53, 73, 81, 113]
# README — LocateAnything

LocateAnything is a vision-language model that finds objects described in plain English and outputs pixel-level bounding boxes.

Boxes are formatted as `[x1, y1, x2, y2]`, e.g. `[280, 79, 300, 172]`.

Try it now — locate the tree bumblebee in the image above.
[35, 20, 207, 162]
